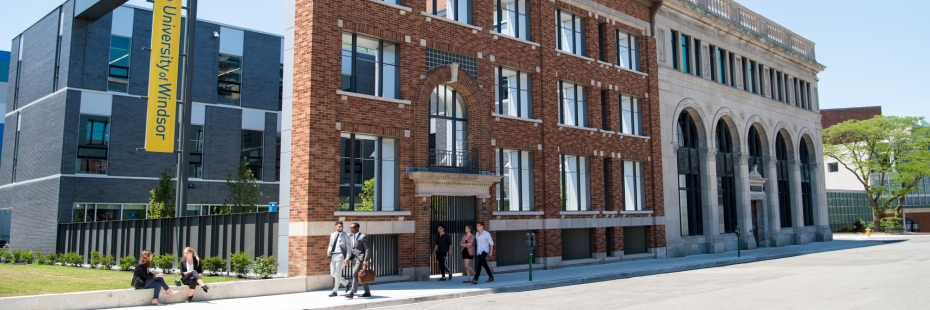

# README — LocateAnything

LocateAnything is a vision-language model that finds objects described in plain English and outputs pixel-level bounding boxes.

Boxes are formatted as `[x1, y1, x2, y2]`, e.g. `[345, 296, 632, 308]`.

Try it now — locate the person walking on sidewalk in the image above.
[179, 247, 210, 303]
[327, 221, 350, 297]
[470, 223, 494, 284]
[459, 225, 476, 283]
[433, 224, 453, 281]
[131, 250, 177, 306]
[344, 222, 371, 299]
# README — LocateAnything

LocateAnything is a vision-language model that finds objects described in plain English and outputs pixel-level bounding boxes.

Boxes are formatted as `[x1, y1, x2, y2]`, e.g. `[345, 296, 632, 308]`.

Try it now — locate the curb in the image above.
[313, 241, 887, 310]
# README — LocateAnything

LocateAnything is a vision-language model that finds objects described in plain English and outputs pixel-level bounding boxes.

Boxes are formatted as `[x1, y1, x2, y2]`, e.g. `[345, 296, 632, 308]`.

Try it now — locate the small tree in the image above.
[221, 158, 262, 215]
[147, 169, 176, 219]
[358, 179, 375, 211]
[229, 251, 253, 277]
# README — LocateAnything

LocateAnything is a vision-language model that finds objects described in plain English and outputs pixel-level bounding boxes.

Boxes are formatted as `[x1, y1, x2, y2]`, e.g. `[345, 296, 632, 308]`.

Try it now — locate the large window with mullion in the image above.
[716, 121, 738, 233]
[218, 54, 242, 105]
[339, 133, 399, 211]
[776, 132, 792, 228]
[623, 161, 645, 211]
[800, 141, 814, 226]
[556, 9, 585, 56]
[561, 154, 590, 211]
[241, 130, 263, 179]
[77, 114, 110, 174]
[680, 33, 691, 74]
[558, 81, 587, 127]
[747, 126, 765, 177]
[619, 94, 642, 136]
[616, 30, 639, 71]
[189, 125, 204, 178]
[677, 113, 703, 236]
[495, 67, 532, 118]
[427, 0, 472, 24]
[494, 0, 530, 40]
[108, 35, 131, 93]
[341, 33, 399, 99]
[715, 47, 727, 85]
[497, 149, 533, 211]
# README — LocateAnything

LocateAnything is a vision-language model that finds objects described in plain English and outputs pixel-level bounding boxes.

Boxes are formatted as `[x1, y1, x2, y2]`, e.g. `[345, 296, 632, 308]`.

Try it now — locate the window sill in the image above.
[616, 65, 648, 76]
[620, 210, 653, 215]
[492, 211, 544, 216]
[558, 124, 597, 132]
[597, 60, 613, 66]
[599, 129, 616, 134]
[492, 113, 542, 123]
[421, 12, 482, 31]
[333, 211, 411, 217]
[616, 132, 651, 140]
[601, 211, 618, 215]
[367, 0, 412, 12]
[489, 31, 540, 47]
[336, 90, 410, 105]
[559, 211, 600, 216]
[556, 50, 595, 63]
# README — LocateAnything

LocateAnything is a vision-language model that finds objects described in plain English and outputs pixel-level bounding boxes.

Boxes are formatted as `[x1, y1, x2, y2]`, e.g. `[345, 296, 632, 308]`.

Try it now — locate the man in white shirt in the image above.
[470, 222, 494, 284]
[326, 221, 350, 297]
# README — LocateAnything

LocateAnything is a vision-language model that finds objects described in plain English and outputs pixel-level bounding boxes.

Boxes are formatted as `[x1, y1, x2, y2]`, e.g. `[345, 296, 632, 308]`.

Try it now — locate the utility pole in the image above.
[175, 0, 198, 217]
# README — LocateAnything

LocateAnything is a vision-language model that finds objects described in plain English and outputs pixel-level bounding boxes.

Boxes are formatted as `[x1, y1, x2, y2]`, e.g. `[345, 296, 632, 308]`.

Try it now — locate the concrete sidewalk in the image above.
[108, 235, 902, 310]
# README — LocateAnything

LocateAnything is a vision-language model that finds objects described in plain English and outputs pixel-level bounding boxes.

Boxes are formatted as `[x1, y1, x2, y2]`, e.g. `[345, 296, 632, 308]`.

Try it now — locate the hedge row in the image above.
[0, 250, 279, 278]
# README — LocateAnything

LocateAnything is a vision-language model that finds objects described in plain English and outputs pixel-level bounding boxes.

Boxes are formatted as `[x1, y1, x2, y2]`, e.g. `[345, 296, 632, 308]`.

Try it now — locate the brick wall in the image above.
[820, 106, 882, 129]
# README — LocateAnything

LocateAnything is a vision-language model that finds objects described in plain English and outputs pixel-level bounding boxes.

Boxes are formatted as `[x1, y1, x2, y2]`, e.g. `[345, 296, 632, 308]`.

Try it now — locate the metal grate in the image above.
[561, 229, 591, 261]
[623, 226, 647, 255]
[429, 196, 476, 275]
[495, 231, 529, 267]
[426, 48, 478, 77]
[340, 234, 399, 280]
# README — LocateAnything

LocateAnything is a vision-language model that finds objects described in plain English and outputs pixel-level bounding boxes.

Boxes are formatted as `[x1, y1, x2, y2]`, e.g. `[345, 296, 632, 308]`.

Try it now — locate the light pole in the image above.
[174, 0, 198, 218]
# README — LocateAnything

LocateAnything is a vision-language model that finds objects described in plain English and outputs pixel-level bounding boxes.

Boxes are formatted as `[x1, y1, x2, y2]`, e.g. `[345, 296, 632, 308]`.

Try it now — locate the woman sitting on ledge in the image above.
[131, 249, 176, 306]
[179, 247, 210, 302]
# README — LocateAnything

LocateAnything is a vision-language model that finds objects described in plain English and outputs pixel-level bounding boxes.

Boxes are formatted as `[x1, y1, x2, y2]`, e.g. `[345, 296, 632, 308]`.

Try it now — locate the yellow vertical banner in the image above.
[144, 0, 182, 153]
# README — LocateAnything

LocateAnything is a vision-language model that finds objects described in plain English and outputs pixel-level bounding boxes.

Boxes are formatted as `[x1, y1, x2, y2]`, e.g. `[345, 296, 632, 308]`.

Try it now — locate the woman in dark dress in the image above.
[131, 249, 176, 305]
[459, 225, 476, 283]
[179, 247, 210, 303]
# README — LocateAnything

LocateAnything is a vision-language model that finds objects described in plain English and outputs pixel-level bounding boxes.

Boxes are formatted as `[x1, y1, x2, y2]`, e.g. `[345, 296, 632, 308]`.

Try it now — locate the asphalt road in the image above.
[379, 236, 930, 310]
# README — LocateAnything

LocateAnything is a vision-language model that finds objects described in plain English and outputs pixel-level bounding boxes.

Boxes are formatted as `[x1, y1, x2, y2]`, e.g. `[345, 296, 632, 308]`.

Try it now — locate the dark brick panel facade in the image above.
[202, 106, 242, 180]
[16, 8, 61, 106]
[107, 95, 177, 177]
[241, 32, 283, 111]
[820, 106, 881, 129]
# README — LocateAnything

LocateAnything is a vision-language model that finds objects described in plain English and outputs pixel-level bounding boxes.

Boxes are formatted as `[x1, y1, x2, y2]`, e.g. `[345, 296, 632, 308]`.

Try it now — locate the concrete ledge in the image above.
[0, 277, 307, 310]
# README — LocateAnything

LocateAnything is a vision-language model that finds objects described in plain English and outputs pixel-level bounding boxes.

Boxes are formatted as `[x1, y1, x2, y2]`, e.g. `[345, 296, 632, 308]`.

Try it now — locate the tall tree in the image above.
[220, 157, 262, 214]
[147, 169, 175, 219]
[823, 116, 930, 228]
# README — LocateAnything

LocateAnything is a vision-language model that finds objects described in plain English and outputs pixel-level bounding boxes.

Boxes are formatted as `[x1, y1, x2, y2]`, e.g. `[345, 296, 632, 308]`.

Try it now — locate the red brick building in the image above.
[281, 0, 664, 287]
[821, 106, 882, 129]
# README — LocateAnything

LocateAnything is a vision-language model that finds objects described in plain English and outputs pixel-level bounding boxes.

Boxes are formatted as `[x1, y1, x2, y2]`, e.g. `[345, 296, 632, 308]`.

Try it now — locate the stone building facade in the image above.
[282, 0, 666, 286]
[655, 0, 832, 257]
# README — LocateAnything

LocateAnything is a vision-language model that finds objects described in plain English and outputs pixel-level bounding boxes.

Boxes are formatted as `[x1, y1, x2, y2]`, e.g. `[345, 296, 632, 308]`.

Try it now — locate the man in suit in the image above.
[327, 221, 350, 297]
[343, 222, 371, 299]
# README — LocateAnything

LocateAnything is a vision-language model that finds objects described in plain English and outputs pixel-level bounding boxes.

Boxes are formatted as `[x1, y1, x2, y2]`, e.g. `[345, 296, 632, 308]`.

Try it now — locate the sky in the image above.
[1, 0, 927, 119]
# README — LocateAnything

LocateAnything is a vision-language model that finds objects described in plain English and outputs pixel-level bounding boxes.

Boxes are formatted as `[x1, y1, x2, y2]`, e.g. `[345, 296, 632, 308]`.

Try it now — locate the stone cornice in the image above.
[408, 172, 502, 198]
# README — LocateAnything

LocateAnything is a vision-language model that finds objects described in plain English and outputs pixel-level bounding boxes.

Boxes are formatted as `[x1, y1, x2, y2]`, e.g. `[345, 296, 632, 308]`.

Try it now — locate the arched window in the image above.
[429, 85, 468, 171]
[716, 121, 737, 233]
[800, 141, 814, 226]
[776, 133, 792, 228]
[748, 126, 764, 177]
[678, 113, 703, 236]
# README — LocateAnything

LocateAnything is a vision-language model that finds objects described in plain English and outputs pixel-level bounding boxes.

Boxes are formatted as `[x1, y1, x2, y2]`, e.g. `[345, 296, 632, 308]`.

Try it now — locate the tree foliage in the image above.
[147, 169, 176, 219]
[220, 158, 262, 215]
[823, 115, 930, 227]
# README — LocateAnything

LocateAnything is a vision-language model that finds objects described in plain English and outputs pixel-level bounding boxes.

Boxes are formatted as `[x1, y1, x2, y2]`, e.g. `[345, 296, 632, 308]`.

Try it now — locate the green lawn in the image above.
[0, 264, 239, 298]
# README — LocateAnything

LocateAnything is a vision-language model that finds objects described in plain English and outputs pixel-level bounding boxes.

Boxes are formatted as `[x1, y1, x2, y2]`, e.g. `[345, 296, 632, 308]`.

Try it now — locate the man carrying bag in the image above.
[344, 222, 373, 299]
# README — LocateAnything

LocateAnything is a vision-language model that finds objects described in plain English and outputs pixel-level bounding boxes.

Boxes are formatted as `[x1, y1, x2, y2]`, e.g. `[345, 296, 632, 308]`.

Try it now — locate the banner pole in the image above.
[175, 0, 198, 218]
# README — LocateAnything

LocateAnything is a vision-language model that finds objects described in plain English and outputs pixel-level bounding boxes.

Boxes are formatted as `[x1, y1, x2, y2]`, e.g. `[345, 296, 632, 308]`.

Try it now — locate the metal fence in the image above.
[827, 191, 873, 232]
[429, 196, 476, 275]
[495, 231, 528, 267]
[428, 150, 480, 173]
[340, 234, 399, 279]
[57, 212, 278, 267]
[561, 229, 592, 261]
[623, 226, 647, 254]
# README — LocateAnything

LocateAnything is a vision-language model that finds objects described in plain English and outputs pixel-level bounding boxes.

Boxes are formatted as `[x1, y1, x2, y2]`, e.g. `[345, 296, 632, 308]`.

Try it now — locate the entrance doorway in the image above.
[751, 201, 760, 243]
[429, 196, 476, 276]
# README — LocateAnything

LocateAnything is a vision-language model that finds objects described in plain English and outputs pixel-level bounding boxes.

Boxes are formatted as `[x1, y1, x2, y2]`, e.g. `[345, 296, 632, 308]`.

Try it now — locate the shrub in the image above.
[0, 250, 11, 263]
[838, 224, 851, 233]
[854, 219, 867, 232]
[63, 252, 83, 267]
[35, 252, 52, 265]
[119, 255, 137, 271]
[229, 252, 253, 277]
[880, 217, 903, 229]
[153, 253, 176, 274]
[100, 255, 116, 270]
[202, 256, 226, 275]
[253, 255, 279, 279]
[11, 250, 34, 264]
[46, 253, 59, 265]
[90, 251, 102, 268]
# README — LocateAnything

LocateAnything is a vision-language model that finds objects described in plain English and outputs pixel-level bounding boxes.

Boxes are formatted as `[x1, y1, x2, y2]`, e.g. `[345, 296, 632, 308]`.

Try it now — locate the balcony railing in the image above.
[427, 149, 480, 174]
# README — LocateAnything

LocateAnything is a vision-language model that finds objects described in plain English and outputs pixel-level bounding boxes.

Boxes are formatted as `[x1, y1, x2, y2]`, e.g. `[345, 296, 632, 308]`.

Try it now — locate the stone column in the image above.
[735, 152, 756, 249]
[700, 147, 723, 253]
[790, 157, 806, 244]
[764, 155, 782, 247]
[811, 156, 833, 241]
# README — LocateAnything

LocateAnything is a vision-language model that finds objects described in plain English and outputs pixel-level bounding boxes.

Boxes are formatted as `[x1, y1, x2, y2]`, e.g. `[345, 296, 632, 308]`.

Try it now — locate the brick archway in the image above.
[412, 64, 491, 172]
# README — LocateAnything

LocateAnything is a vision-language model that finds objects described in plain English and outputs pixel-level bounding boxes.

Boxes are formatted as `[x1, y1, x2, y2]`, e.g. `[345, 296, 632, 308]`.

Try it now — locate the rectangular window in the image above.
[428, 0, 472, 24]
[794, 78, 801, 108]
[13, 38, 22, 109]
[341, 32, 400, 99]
[693, 39, 702, 77]
[122, 204, 146, 220]
[670, 31, 679, 70]
[218, 53, 242, 105]
[560, 154, 590, 211]
[623, 161, 645, 211]
[619, 94, 642, 136]
[828, 162, 839, 173]
[77, 114, 110, 174]
[716, 47, 727, 85]
[242, 130, 263, 179]
[340, 133, 399, 211]
[275, 132, 281, 181]
[770, 69, 777, 100]
[598, 23, 605, 62]
[54, 10, 64, 91]
[806, 82, 813, 111]
[616, 30, 640, 71]
[709, 45, 717, 82]
[799, 79, 807, 110]
[278, 64, 283, 111]
[742, 58, 749, 91]
[600, 91, 608, 130]
[11, 114, 21, 182]
[72, 204, 148, 222]
[728, 52, 735, 87]
[603, 159, 612, 211]
[556, 9, 584, 56]
[558, 81, 587, 127]
[495, 0, 530, 40]
[107, 36, 131, 93]
[497, 149, 533, 211]
[680, 33, 691, 74]
[758, 63, 765, 97]
[495, 67, 532, 118]
[748, 60, 757, 94]
[189, 125, 204, 178]
[776, 71, 784, 102]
